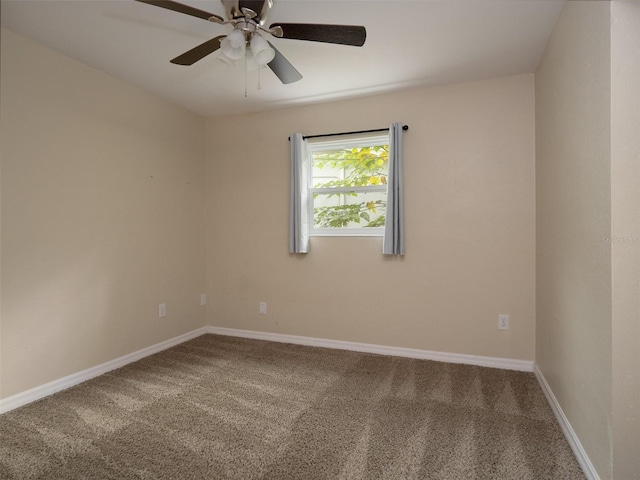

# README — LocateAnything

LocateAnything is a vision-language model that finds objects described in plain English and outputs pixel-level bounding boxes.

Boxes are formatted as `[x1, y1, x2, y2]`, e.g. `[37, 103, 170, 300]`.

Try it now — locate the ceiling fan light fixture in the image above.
[250, 34, 275, 65]
[220, 31, 245, 61]
[217, 50, 236, 65]
[227, 28, 245, 48]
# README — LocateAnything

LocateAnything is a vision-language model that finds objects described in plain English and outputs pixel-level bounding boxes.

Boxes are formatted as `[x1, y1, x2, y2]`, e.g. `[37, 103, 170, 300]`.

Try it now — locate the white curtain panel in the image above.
[382, 122, 405, 255]
[289, 133, 310, 253]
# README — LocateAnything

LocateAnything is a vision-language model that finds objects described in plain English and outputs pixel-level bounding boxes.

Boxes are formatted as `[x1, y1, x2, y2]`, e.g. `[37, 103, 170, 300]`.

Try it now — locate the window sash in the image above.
[311, 227, 384, 237]
[309, 186, 387, 195]
[308, 133, 389, 236]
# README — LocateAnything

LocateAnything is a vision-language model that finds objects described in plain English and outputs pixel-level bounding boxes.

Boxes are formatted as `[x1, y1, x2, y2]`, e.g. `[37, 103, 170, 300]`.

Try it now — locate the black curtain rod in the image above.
[288, 125, 408, 141]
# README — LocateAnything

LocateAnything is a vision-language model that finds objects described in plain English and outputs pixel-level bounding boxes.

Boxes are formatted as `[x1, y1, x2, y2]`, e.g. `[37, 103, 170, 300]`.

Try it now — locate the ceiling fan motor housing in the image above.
[234, 19, 257, 41]
[222, 0, 273, 25]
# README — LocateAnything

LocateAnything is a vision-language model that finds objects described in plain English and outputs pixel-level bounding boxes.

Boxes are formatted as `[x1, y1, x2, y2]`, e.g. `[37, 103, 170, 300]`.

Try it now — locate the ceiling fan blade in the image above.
[135, 0, 223, 22]
[267, 42, 302, 84]
[170, 36, 225, 65]
[269, 23, 366, 47]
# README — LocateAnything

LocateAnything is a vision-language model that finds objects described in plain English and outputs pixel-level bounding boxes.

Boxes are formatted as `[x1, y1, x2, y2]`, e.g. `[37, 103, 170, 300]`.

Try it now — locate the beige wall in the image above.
[206, 74, 536, 361]
[611, 2, 640, 478]
[0, 29, 207, 399]
[535, 2, 613, 478]
[3, 5, 636, 474]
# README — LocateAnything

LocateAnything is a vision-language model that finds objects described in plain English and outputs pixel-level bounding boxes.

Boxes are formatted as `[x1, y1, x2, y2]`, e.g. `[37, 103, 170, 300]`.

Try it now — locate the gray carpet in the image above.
[0, 334, 585, 479]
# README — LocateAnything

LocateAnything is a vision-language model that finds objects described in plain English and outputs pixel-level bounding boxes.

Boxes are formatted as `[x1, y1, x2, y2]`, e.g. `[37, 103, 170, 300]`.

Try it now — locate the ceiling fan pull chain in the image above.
[244, 50, 248, 98]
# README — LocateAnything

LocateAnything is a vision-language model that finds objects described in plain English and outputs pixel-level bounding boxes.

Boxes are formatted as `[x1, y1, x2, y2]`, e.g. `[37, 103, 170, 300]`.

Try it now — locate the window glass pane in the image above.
[311, 144, 389, 189]
[313, 191, 386, 230]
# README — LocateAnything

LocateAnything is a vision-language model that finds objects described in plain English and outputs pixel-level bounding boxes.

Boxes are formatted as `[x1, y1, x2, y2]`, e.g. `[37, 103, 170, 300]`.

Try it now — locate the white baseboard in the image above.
[0, 324, 597, 479]
[207, 326, 535, 372]
[0, 325, 534, 415]
[0, 327, 209, 415]
[534, 364, 600, 480]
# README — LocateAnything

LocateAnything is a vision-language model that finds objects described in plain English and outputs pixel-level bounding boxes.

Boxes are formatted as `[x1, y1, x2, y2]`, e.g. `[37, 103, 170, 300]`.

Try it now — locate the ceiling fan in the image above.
[135, 0, 367, 84]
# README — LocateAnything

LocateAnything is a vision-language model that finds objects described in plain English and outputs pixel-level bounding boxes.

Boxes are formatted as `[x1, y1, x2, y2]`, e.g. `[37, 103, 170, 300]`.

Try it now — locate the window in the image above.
[308, 133, 389, 236]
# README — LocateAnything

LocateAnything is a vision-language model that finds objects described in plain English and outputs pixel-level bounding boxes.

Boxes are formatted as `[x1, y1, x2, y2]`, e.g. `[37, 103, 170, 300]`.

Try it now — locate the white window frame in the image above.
[307, 133, 389, 237]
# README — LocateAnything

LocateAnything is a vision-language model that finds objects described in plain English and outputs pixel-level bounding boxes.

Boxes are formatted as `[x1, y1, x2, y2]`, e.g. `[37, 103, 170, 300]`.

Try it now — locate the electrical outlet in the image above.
[200, 294, 206, 306]
[159, 303, 166, 318]
[498, 314, 509, 330]
[259, 302, 267, 315]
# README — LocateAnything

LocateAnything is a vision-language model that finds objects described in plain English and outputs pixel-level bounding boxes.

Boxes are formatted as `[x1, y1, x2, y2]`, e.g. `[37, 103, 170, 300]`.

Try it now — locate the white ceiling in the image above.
[1, 0, 564, 118]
